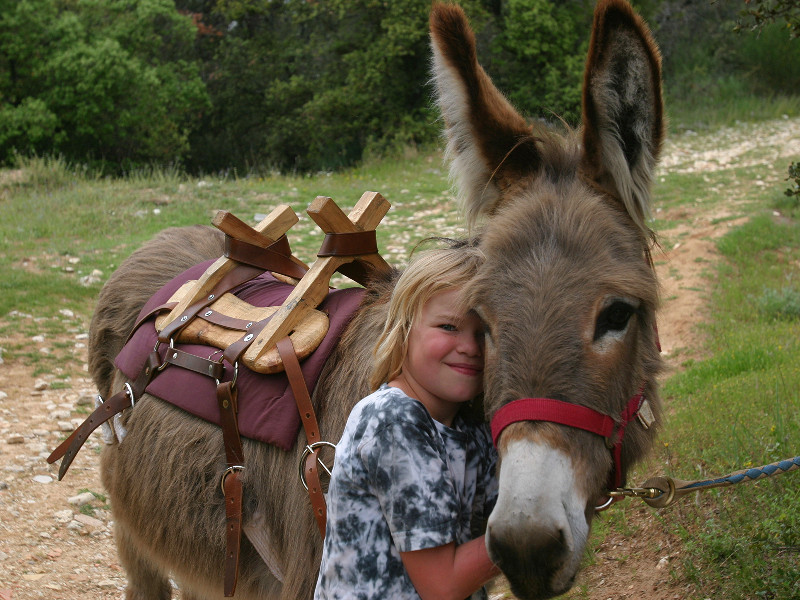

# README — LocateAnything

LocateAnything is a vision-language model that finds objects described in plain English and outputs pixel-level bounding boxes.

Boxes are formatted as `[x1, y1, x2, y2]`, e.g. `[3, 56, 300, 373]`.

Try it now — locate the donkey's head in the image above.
[431, 1, 664, 597]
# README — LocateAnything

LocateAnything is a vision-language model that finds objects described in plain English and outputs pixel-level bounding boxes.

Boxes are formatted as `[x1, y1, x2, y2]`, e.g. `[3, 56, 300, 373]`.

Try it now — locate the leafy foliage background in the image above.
[1, 0, 798, 173]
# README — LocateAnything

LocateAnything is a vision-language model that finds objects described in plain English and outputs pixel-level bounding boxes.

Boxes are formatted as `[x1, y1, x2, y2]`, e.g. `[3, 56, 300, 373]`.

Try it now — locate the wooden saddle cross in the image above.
[244, 191, 391, 367]
[154, 191, 391, 374]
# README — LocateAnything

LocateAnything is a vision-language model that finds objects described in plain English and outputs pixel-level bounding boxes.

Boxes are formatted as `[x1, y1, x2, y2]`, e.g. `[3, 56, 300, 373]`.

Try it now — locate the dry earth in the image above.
[1, 117, 798, 600]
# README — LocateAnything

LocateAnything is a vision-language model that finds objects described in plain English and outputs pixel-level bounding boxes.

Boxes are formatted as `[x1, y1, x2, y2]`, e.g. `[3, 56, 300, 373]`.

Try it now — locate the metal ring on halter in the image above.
[220, 465, 244, 494]
[594, 496, 615, 512]
[298, 441, 337, 491]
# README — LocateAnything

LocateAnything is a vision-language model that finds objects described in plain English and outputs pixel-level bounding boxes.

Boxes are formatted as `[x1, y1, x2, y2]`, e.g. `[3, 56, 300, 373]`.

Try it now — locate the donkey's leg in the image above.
[115, 522, 173, 600]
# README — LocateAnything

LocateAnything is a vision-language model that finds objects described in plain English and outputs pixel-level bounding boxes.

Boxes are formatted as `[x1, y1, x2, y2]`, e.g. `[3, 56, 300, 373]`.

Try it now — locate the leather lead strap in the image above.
[217, 380, 244, 597]
[276, 337, 327, 538]
[47, 350, 163, 479]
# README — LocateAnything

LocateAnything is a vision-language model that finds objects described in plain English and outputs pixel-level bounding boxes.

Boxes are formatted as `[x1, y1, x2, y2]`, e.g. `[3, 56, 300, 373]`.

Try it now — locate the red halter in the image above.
[490, 390, 646, 492]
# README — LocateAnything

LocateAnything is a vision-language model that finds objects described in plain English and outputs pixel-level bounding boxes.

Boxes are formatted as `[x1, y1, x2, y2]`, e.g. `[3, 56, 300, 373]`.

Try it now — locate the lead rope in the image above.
[608, 455, 800, 509]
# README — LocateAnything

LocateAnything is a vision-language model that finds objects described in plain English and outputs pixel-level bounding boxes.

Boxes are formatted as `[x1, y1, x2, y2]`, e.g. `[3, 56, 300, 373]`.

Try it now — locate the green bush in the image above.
[0, 0, 209, 172]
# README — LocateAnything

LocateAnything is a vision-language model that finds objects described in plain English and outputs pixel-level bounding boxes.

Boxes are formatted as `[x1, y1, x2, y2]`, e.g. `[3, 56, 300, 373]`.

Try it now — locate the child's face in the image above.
[396, 288, 485, 425]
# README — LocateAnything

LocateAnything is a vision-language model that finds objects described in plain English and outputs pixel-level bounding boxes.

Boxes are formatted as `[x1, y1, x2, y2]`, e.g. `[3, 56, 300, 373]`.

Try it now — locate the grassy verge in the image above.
[655, 209, 800, 599]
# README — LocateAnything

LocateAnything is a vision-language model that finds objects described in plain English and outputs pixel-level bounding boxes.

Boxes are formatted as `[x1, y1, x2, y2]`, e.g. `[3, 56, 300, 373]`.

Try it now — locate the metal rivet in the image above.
[180, 315, 188, 322]
[222, 399, 229, 409]
[208, 294, 215, 300]
[244, 334, 253, 342]
[172, 352, 178, 359]
[245, 322, 253, 329]
[204, 310, 213, 317]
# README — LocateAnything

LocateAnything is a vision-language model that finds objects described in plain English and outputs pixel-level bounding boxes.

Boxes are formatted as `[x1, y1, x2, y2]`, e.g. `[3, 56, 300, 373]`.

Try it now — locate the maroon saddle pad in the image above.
[115, 260, 365, 450]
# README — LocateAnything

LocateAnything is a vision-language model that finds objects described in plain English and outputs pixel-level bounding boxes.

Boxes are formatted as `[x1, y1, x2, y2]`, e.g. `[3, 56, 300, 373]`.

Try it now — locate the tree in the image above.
[735, 0, 800, 39]
[0, 0, 209, 169]
[488, 0, 593, 125]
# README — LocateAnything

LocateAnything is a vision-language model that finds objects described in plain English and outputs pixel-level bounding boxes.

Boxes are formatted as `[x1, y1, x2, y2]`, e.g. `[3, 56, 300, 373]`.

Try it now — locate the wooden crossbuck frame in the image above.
[156, 191, 392, 372]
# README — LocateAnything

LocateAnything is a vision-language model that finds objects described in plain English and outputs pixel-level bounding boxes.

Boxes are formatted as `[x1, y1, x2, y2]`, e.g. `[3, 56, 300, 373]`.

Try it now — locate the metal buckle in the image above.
[214, 361, 238, 390]
[153, 339, 174, 372]
[220, 465, 244, 493]
[298, 441, 337, 491]
[123, 382, 136, 408]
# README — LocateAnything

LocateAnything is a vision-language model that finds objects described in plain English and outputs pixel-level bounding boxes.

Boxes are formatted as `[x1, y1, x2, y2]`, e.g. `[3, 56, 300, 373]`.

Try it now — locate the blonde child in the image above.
[315, 241, 499, 600]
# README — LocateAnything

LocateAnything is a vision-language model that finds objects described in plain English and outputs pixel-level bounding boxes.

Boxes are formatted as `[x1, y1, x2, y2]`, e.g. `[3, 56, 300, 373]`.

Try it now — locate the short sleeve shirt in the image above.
[314, 384, 498, 600]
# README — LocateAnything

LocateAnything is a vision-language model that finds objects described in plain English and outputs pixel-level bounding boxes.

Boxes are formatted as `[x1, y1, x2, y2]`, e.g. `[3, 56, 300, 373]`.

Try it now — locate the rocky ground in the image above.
[1, 116, 798, 600]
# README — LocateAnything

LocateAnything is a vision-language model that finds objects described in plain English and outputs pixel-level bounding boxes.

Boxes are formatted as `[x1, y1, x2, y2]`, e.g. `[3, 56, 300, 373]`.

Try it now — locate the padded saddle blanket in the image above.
[115, 260, 365, 450]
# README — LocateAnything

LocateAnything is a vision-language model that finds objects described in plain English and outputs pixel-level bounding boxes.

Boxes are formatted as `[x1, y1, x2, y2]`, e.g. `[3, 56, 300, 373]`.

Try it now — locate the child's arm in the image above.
[400, 535, 500, 600]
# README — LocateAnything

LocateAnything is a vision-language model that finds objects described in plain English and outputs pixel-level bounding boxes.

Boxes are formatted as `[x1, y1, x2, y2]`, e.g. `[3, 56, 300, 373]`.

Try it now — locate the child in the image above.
[314, 241, 499, 600]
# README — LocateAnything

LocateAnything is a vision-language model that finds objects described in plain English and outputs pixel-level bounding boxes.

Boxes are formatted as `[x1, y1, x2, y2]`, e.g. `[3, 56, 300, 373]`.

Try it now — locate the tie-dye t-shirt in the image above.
[314, 384, 498, 600]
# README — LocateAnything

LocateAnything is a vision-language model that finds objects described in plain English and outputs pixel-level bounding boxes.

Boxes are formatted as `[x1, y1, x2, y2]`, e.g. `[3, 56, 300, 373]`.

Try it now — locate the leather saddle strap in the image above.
[276, 337, 327, 538]
[159, 263, 265, 343]
[217, 380, 245, 597]
[221, 313, 274, 366]
[317, 230, 378, 257]
[200, 309, 260, 331]
[125, 301, 177, 345]
[317, 231, 379, 287]
[225, 235, 308, 280]
[164, 346, 225, 380]
[47, 350, 163, 479]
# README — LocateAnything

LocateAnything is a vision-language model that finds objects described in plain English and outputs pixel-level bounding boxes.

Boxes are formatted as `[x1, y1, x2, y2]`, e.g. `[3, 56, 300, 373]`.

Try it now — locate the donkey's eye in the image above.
[594, 301, 635, 341]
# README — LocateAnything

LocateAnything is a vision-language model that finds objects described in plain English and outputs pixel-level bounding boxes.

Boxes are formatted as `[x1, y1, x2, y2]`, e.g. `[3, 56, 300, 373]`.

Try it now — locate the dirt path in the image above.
[2, 117, 798, 600]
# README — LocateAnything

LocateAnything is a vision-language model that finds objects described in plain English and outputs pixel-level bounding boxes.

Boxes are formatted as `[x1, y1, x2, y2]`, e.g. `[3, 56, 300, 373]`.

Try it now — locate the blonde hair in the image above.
[369, 239, 484, 391]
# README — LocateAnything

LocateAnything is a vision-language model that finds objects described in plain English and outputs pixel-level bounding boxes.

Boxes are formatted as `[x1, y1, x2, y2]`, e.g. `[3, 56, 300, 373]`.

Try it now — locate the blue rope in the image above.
[681, 456, 800, 491]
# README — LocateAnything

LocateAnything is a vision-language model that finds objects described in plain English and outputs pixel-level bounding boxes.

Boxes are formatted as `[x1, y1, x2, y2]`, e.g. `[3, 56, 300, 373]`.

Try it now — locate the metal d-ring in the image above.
[214, 361, 239, 390]
[594, 496, 615, 512]
[220, 465, 244, 494]
[298, 441, 337, 491]
[153, 338, 174, 372]
[123, 382, 136, 409]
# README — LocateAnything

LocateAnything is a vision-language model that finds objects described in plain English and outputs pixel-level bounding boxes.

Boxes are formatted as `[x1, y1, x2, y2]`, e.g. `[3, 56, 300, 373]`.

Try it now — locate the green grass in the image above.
[635, 209, 800, 599]
[667, 82, 800, 134]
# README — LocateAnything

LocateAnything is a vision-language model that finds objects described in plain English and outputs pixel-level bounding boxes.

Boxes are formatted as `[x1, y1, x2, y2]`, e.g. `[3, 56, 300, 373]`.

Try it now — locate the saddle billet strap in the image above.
[158, 264, 265, 343]
[47, 350, 163, 479]
[276, 337, 327, 538]
[225, 235, 308, 281]
[217, 380, 245, 597]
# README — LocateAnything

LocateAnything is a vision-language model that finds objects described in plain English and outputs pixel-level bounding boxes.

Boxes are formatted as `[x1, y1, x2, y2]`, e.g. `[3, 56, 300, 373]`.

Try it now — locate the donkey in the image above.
[85, 1, 664, 598]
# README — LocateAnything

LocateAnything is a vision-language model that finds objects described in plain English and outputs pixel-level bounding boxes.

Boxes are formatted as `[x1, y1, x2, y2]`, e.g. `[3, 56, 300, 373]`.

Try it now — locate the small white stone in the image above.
[54, 509, 73, 523]
[33, 475, 53, 484]
[68, 492, 96, 507]
[73, 513, 104, 528]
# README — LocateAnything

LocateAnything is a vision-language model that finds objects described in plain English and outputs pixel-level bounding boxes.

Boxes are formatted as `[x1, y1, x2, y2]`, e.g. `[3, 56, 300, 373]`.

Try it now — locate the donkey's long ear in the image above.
[430, 3, 537, 228]
[581, 0, 664, 237]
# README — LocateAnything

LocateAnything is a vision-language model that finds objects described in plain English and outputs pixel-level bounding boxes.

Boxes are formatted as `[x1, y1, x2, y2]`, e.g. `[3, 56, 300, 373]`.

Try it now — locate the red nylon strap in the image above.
[491, 398, 615, 448]
[608, 391, 645, 490]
